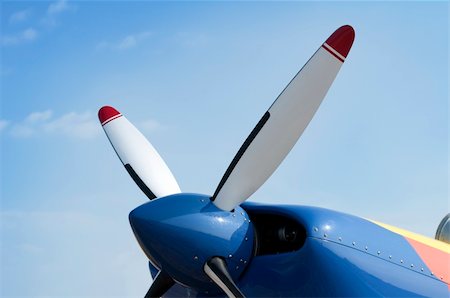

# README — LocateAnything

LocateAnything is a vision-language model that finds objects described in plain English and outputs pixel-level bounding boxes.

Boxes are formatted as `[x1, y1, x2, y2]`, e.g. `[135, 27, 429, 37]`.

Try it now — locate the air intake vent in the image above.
[435, 214, 450, 244]
[248, 212, 306, 256]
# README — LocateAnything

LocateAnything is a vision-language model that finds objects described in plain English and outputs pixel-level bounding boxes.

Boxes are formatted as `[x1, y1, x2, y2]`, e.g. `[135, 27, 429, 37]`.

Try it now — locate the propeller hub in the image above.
[129, 193, 254, 291]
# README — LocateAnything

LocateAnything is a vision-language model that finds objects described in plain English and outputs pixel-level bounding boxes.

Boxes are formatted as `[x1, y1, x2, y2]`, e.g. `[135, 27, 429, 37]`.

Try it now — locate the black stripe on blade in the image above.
[125, 164, 157, 200]
[211, 111, 270, 201]
[205, 257, 245, 298]
[144, 271, 175, 298]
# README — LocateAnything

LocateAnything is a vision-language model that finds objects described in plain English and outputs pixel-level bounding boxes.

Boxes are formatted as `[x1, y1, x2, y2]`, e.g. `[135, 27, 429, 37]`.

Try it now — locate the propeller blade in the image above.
[144, 271, 175, 298]
[211, 25, 355, 211]
[204, 257, 245, 298]
[99, 106, 181, 199]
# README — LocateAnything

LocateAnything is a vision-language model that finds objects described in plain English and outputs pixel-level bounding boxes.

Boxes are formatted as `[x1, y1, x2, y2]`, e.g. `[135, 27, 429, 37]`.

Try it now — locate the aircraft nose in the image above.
[128, 207, 141, 233]
[127, 194, 254, 291]
[128, 203, 163, 265]
[128, 204, 144, 226]
[129, 202, 155, 240]
[128, 204, 145, 232]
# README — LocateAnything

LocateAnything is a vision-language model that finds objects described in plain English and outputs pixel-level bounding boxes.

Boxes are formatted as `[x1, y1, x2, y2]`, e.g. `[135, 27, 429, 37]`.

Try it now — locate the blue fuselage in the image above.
[130, 194, 449, 297]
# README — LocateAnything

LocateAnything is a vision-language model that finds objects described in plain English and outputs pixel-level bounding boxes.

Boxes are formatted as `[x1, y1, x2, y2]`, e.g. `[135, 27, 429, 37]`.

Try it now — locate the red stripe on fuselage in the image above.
[406, 237, 450, 289]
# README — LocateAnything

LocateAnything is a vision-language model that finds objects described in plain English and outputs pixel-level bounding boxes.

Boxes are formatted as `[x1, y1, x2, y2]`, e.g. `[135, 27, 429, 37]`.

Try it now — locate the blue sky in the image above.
[1, 1, 448, 297]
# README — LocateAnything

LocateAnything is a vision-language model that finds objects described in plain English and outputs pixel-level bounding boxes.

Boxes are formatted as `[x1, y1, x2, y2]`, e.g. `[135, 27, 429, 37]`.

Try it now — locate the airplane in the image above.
[98, 25, 450, 297]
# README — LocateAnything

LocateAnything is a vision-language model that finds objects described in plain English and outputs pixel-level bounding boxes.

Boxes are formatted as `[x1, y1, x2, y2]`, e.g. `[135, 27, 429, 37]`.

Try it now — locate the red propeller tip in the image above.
[98, 106, 122, 125]
[324, 25, 355, 59]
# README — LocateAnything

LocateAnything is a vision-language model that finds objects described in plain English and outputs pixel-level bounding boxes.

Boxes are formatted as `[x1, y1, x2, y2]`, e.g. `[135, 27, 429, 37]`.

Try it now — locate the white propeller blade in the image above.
[211, 25, 355, 211]
[99, 106, 181, 199]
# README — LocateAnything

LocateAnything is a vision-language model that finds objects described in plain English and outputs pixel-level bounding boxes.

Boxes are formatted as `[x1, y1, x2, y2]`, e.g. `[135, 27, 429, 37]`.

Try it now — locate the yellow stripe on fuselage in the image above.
[369, 220, 450, 254]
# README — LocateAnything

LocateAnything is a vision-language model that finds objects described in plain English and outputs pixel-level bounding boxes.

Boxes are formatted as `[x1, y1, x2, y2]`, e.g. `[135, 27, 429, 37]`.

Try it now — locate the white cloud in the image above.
[25, 110, 52, 123]
[5, 110, 163, 140]
[9, 9, 32, 24]
[138, 119, 163, 133]
[47, 0, 70, 15]
[42, 111, 100, 139]
[41, 0, 75, 28]
[9, 110, 53, 136]
[176, 32, 208, 48]
[8, 110, 101, 139]
[118, 32, 151, 50]
[1, 27, 38, 46]
[0, 120, 9, 132]
[118, 35, 138, 50]
[2, 1, 74, 47]
[10, 124, 35, 138]
[97, 31, 152, 51]
[23, 28, 38, 40]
